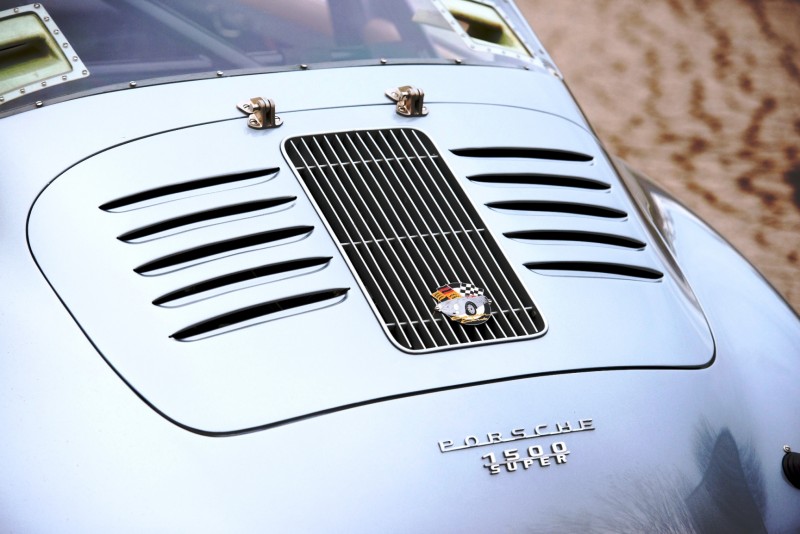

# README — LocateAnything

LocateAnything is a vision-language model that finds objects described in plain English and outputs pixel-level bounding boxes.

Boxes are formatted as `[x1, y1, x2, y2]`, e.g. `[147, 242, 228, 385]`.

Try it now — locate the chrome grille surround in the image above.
[284, 128, 547, 353]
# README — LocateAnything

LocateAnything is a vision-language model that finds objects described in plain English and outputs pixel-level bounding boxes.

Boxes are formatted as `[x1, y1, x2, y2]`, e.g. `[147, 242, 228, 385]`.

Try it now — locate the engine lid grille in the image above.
[284, 128, 546, 352]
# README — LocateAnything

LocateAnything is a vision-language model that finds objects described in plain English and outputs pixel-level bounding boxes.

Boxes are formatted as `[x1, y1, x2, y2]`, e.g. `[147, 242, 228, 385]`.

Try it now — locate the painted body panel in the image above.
[26, 96, 712, 433]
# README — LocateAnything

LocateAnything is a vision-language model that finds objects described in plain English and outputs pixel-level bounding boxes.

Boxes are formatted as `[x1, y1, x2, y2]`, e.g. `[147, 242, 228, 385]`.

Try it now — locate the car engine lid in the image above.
[28, 86, 714, 433]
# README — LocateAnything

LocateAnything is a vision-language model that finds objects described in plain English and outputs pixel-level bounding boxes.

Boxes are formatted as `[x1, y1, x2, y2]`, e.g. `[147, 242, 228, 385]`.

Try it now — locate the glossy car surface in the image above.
[1, 1, 798, 531]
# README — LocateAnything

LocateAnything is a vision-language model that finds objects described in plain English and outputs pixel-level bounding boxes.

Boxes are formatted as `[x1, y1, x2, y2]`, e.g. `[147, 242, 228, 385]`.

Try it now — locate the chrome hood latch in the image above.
[237, 97, 283, 129]
[385, 85, 428, 117]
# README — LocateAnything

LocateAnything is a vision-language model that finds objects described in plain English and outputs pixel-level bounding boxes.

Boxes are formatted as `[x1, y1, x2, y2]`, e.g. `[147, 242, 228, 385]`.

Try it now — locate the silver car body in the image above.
[1, 1, 798, 531]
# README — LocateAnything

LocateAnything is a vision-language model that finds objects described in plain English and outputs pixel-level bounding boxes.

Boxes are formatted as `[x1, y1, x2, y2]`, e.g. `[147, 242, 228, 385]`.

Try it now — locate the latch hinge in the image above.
[237, 97, 283, 129]
[385, 86, 428, 117]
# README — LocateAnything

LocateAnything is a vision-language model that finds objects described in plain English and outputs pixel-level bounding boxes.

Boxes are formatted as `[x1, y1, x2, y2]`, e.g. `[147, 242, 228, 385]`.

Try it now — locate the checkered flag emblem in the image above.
[451, 282, 484, 298]
[431, 281, 485, 301]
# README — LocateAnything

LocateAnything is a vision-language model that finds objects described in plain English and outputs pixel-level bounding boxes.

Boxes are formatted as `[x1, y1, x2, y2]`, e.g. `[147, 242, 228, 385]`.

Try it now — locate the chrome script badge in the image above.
[431, 282, 492, 325]
[438, 418, 595, 475]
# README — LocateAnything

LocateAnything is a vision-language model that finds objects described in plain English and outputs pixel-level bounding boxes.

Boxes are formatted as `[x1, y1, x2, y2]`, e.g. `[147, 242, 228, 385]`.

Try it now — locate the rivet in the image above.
[72, 56, 78, 62]
[455, 58, 462, 64]
[34, 3, 41, 7]
[129, 81, 137, 87]
[35, 101, 43, 108]
[20, 88, 25, 94]
[54, 29, 60, 35]
[216, 71, 224, 77]
[380, 58, 387, 64]
[82, 70, 88, 76]
[0, 96, 5, 102]
[248, 118, 258, 125]
[62, 43, 69, 48]
[61, 75, 67, 81]
[41, 81, 47, 87]
[13, 8, 19, 12]
[785, 445, 792, 453]
[44, 16, 50, 21]
[300, 64, 308, 70]
[523, 65, 530, 70]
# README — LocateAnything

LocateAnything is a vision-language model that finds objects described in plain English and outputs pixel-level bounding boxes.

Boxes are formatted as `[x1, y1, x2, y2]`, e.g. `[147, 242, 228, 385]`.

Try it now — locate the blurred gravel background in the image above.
[517, 0, 800, 313]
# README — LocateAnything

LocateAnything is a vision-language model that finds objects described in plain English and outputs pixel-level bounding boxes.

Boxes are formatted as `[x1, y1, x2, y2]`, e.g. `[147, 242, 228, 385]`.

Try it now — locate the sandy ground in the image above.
[517, 0, 800, 314]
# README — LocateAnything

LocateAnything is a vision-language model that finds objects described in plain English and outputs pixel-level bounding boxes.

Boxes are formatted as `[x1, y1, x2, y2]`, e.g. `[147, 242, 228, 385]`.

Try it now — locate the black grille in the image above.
[284, 128, 545, 352]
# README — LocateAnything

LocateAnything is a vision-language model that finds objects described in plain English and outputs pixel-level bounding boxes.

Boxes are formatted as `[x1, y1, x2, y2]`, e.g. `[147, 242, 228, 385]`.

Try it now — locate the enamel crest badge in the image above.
[431, 282, 492, 325]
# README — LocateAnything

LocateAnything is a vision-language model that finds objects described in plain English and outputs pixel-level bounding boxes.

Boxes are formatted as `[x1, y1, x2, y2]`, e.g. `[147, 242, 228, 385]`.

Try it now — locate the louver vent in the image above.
[99, 168, 279, 211]
[487, 200, 627, 219]
[525, 262, 664, 280]
[171, 288, 350, 341]
[452, 147, 665, 283]
[284, 128, 546, 352]
[118, 197, 296, 242]
[505, 230, 646, 250]
[468, 173, 610, 190]
[450, 147, 593, 162]
[133, 226, 314, 274]
[96, 165, 348, 341]
[152, 257, 332, 306]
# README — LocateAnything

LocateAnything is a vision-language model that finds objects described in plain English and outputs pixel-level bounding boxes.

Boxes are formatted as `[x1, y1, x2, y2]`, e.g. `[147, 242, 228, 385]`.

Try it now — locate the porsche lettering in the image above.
[438, 418, 594, 453]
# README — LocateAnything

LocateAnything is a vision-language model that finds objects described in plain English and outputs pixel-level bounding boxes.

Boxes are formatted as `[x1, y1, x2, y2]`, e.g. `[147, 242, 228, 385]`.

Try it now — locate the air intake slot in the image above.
[153, 257, 332, 306]
[468, 173, 610, 191]
[99, 168, 278, 211]
[118, 197, 296, 242]
[487, 201, 627, 219]
[284, 128, 546, 353]
[171, 288, 350, 341]
[525, 261, 664, 280]
[451, 147, 593, 162]
[505, 230, 646, 250]
[134, 226, 313, 275]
